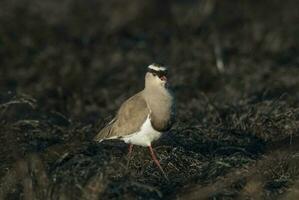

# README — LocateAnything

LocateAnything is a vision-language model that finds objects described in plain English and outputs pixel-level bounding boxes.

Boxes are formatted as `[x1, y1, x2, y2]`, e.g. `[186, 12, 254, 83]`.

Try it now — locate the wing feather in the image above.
[94, 92, 149, 141]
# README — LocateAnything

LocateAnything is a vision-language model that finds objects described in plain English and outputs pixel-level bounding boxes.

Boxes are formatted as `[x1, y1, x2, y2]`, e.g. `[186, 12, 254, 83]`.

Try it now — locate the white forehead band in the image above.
[148, 64, 167, 71]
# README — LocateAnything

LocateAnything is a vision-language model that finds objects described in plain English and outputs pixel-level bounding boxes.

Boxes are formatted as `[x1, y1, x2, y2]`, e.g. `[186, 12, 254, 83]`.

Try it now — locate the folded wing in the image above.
[94, 92, 149, 141]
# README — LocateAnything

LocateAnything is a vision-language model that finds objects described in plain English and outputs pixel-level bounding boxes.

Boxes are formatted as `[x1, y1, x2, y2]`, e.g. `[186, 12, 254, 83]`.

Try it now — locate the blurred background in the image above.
[0, 0, 299, 199]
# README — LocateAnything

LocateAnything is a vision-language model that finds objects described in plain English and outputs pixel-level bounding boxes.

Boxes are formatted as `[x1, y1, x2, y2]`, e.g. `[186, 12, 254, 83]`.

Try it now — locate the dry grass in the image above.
[0, 0, 299, 199]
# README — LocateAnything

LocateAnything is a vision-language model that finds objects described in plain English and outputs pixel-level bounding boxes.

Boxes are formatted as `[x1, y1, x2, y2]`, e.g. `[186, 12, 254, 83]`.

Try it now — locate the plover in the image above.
[94, 64, 175, 179]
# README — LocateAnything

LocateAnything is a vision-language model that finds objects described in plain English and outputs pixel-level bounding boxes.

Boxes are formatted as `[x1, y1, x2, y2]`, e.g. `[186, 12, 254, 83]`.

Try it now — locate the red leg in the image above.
[126, 144, 134, 169]
[128, 144, 133, 156]
[148, 145, 169, 180]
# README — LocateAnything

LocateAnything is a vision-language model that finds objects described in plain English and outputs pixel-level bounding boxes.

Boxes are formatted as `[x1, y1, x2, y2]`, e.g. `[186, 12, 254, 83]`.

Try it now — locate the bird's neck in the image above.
[143, 86, 173, 131]
[144, 84, 171, 102]
[144, 85, 172, 112]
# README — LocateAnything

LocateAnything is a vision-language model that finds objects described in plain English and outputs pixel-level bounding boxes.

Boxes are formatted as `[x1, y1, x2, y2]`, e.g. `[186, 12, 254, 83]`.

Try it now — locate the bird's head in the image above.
[145, 64, 168, 88]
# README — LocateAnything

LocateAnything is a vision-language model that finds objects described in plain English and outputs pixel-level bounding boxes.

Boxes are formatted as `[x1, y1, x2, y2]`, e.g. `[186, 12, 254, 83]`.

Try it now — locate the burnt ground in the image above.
[0, 0, 299, 199]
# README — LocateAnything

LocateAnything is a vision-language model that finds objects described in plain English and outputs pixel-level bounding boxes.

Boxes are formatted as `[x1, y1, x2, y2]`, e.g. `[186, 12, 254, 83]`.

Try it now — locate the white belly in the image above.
[121, 115, 162, 147]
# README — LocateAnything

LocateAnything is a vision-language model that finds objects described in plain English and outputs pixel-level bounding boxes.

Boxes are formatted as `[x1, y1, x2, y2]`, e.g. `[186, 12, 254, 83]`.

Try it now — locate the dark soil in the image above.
[0, 0, 299, 199]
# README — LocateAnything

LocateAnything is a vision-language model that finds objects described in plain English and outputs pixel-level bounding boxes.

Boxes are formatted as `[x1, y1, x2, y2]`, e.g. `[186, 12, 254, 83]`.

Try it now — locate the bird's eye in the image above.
[152, 73, 157, 76]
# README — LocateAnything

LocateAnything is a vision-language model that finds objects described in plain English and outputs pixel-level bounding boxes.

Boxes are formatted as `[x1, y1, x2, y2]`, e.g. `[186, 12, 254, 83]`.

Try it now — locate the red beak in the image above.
[160, 76, 167, 81]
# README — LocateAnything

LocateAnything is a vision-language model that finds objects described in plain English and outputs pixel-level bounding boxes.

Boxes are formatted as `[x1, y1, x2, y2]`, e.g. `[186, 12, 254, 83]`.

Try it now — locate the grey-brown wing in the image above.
[94, 92, 149, 141]
[93, 118, 116, 141]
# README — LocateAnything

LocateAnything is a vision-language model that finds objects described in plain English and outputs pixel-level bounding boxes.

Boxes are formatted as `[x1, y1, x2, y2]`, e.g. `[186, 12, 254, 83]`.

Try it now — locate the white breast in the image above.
[121, 115, 162, 147]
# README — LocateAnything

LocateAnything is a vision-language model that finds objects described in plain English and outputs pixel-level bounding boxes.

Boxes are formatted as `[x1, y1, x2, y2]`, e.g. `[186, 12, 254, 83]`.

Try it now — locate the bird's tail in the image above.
[93, 123, 115, 142]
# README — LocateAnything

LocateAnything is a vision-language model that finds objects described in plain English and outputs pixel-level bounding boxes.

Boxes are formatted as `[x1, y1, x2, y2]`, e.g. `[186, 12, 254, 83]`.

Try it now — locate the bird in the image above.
[94, 64, 175, 179]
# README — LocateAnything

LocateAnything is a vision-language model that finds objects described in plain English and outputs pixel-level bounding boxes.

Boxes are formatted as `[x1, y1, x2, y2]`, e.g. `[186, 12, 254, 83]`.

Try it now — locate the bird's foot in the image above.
[125, 144, 134, 171]
[148, 145, 169, 181]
